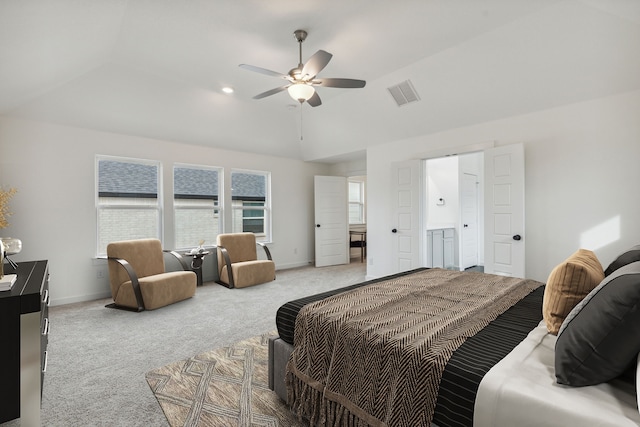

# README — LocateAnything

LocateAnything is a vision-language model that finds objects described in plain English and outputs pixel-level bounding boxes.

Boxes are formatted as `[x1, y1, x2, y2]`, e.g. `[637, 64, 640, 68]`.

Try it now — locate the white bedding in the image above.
[474, 321, 640, 427]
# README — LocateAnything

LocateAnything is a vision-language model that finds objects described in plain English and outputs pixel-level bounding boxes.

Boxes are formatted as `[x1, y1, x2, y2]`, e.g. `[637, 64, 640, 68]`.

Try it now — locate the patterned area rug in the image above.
[146, 332, 303, 426]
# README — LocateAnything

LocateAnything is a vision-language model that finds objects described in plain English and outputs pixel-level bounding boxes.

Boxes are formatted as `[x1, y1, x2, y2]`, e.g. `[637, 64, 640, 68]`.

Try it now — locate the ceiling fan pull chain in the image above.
[300, 104, 304, 141]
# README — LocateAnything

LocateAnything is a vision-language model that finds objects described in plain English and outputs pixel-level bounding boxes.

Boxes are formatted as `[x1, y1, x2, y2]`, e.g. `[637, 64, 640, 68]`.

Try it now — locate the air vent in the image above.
[387, 79, 420, 106]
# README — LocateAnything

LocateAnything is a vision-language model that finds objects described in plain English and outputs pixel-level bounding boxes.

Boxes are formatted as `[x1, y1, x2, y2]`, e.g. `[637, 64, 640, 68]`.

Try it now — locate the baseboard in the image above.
[51, 291, 112, 307]
[275, 261, 313, 271]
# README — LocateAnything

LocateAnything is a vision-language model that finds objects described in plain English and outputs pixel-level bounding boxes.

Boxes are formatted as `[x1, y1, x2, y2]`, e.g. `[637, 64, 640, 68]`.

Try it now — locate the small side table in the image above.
[349, 230, 367, 263]
[184, 251, 209, 286]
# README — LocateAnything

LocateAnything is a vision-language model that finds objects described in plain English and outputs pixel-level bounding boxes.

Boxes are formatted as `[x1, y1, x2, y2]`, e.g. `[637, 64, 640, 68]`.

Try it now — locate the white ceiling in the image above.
[1, 0, 639, 162]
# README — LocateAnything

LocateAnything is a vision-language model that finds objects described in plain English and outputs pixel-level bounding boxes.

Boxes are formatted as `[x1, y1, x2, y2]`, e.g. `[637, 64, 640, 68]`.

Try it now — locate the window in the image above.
[231, 170, 270, 242]
[349, 179, 365, 224]
[240, 201, 265, 233]
[96, 157, 161, 255]
[173, 164, 222, 249]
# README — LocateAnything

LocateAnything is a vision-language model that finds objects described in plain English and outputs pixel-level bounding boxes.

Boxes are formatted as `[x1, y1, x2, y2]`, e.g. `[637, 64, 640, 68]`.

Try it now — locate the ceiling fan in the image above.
[239, 29, 366, 107]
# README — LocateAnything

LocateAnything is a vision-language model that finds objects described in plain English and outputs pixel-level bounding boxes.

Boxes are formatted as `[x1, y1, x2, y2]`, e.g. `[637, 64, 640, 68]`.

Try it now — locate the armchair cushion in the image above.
[116, 271, 196, 310]
[108, 238, 165, 286]
[220, 260, 276, 289]
[217, 233, 258, 264]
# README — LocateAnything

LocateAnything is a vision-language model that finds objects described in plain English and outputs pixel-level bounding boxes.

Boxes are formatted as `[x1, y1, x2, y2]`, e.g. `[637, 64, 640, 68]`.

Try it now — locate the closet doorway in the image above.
[424, 152, 484, 271]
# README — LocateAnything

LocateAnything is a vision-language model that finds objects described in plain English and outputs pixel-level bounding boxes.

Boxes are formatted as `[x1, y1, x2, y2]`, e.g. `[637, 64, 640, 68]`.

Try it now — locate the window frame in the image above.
[172, 163, 223, 250]
[348, 179, 366, 225]
[230, 169, 272, 242]
[95, 155, 163, 256]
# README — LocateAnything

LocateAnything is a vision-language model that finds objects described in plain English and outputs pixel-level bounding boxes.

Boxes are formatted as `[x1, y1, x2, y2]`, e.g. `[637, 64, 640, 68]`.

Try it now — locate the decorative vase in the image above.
[1, 237, 22, 255]
[0, 237, 22, 275]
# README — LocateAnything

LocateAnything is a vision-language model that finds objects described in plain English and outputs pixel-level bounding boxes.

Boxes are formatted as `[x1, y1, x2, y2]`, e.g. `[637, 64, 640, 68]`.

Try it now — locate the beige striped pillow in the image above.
[543, 249, 604, 335]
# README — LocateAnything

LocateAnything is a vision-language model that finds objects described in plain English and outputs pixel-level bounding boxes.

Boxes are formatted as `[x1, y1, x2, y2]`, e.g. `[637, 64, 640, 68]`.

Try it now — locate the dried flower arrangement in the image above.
[0, 187, 17, 229]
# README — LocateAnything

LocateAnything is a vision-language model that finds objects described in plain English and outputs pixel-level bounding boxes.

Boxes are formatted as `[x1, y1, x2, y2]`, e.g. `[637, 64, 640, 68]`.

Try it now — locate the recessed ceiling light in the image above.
[222, 87, 234, 94]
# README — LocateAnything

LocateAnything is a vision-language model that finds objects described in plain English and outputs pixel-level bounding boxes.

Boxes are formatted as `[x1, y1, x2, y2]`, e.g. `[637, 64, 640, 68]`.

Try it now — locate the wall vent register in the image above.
[387, 79, 421, 106]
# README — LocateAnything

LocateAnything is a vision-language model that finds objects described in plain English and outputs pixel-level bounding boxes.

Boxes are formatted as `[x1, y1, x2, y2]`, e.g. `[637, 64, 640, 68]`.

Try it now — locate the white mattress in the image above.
[474, 321, 640, 427]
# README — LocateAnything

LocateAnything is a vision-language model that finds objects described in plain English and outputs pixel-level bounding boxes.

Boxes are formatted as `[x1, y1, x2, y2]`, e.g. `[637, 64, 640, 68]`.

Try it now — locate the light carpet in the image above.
[146, 332, 303, 427]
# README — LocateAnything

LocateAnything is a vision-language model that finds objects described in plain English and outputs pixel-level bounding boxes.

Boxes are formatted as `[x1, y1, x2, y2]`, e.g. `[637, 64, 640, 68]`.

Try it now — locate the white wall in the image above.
[425, 157, 459, 228]
[367, 89, 640, 283]
[0, 117, 332, 305]
[329, 157, 366, 177]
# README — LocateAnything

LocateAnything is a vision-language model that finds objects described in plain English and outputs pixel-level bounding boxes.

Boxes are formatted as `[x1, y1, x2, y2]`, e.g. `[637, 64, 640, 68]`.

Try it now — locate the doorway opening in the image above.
[423, 152, 484, 271]
[348, 176, 367, 263]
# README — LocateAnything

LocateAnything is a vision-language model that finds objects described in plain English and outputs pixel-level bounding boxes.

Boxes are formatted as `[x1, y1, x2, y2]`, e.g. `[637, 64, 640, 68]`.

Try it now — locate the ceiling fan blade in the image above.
[301, 50, 333, 80]
[307, 91, 322, 107]
[314, 78, 366, 88]
[239, 64, 289, 80]
[253, 85, 290, 99]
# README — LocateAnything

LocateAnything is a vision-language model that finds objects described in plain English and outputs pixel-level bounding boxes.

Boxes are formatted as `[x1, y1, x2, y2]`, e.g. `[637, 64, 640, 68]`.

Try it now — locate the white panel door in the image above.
[461, 173, 479, 269]
[484, 144, 525, 277]
[391, 160, 422, 273]
[314, 176, 348, 267]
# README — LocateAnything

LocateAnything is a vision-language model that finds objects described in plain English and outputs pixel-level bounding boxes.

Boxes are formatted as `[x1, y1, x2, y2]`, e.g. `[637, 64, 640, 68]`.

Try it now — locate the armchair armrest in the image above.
[163, 250, 191, 271]
[217, 245, 236, 288]
[258, 242, 273, 261]
[108, 257, 145, 312]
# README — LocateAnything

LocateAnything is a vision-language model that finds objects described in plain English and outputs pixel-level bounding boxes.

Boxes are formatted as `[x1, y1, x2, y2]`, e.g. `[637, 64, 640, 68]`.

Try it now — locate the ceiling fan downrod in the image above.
[294, 29, 307, 68]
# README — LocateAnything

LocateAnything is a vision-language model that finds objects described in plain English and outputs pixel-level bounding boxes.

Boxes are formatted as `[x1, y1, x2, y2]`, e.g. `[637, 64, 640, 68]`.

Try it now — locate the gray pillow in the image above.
[604, 245, 640, 276]
[555, 261, 640, 386]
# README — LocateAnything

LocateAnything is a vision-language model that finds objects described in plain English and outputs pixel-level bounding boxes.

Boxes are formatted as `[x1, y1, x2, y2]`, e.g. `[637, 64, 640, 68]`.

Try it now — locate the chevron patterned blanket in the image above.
[286, 268, 542, 427]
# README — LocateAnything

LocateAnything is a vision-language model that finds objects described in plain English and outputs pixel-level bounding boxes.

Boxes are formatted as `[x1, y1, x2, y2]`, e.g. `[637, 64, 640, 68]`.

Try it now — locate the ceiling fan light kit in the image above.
[239, 29, 366, 107]
[288, 83, 315, 103]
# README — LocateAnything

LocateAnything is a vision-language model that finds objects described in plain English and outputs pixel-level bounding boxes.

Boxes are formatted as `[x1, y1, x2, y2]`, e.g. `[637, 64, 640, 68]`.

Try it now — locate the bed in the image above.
[268, 246, 640, 427]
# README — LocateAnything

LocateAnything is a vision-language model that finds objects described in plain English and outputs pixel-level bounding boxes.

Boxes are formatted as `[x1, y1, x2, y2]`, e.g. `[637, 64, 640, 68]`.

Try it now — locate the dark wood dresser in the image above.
[0, 260, 49, 424]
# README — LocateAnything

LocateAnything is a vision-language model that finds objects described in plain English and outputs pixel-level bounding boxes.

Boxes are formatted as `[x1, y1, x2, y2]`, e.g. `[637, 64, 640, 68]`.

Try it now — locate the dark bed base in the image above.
[268, 337, 294, 402]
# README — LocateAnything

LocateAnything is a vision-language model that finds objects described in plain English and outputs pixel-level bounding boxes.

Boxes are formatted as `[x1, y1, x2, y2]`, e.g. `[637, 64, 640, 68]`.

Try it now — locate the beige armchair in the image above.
[216, 233, 276, 288]
[107, 239, 196, 311]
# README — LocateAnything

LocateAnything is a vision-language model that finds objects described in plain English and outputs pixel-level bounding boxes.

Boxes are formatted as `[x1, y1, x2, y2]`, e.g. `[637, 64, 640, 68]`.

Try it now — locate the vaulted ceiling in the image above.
[1, 0, 639, 162]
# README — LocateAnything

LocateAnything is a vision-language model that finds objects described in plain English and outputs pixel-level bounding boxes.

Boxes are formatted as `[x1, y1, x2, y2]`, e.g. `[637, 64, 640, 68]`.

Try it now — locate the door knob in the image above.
[316, 224, 321, 228]
[464, 224, 468, 228]
[513, 234, 522, 241]
[392, 228, 397, 233]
